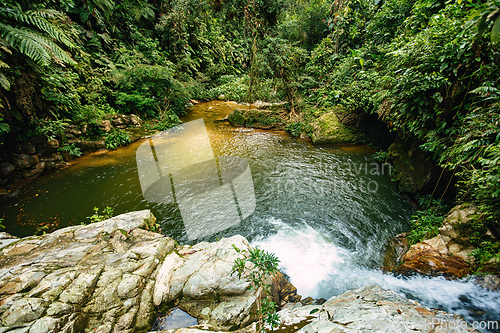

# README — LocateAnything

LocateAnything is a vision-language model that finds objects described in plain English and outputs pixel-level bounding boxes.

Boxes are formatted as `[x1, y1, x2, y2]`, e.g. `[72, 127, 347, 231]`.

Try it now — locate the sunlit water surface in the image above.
[1, 101, 499, 331]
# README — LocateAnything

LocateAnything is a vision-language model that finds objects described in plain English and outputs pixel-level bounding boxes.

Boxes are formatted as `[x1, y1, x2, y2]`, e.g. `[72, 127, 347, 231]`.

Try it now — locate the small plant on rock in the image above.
[87, 206, 114, 223]
[231, 246, 281, 332]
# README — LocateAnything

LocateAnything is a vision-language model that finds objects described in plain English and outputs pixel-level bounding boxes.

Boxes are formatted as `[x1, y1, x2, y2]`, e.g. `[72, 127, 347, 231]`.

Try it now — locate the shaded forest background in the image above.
[0, 0, 499, 264]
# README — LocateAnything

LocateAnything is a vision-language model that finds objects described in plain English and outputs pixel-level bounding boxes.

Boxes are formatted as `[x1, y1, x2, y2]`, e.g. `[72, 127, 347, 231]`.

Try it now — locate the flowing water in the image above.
[1, 101, 499, 331]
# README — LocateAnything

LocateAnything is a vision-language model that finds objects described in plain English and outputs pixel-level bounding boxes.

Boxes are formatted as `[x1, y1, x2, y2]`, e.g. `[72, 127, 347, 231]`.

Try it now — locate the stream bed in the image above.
[1, 101, 499, 331]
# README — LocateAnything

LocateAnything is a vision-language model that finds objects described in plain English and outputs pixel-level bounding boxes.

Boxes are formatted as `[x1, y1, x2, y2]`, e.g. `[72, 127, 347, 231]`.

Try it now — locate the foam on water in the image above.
[252, 217, 348, 297]
[252, 218, 500, 330]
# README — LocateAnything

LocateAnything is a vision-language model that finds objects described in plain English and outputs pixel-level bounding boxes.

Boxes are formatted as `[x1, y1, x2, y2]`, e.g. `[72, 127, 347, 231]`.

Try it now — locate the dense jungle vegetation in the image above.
[0, 0, 499, 265]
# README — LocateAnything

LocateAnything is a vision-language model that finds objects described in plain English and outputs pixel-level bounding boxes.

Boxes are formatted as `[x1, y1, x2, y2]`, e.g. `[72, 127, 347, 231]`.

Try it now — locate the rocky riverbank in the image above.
[384, 204, 500, 290]
[0, 210, 482, 332]
[0, 113, 145, 192]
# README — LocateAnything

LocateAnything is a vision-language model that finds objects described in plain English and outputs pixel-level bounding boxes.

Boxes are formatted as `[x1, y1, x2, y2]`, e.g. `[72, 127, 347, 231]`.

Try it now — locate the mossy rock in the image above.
[310, 110, 359, 144]
[228, 108, 281, 128]
[387, 136, 435, 193]
[228, 108, 248, 126]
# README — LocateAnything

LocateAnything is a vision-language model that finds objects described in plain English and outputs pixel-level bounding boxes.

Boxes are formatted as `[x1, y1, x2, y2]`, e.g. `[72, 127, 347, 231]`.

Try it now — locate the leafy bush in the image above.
[408, 195, 449, 245]
[206, 75, 251, 102]
[372, 151, 388, 163]
[59, 143, 82, 157]
[153, 111, 181, 131]
[104, 130, 131, 150]
[286, 122, 305, 137]
[36, 119, 66, 141]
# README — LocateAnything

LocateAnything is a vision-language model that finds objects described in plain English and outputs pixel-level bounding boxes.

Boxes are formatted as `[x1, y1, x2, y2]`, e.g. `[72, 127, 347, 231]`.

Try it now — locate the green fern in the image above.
[0, 24, 75, 66]
[0, 5, 75, 67]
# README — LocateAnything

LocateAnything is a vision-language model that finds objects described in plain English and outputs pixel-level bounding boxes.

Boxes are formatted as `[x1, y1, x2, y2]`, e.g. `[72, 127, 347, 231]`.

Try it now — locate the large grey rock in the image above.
[279, 285, 477, 333]
[0, 232, 18, 251]
[0, 210, 165, 332]
[0, 210, 480, 333]
[153, 235, 258, 330]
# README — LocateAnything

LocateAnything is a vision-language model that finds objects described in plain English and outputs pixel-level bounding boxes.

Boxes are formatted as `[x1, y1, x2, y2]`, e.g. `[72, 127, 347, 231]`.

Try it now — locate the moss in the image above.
[228, 108, 247, 126]
[311, 111, 359, 144]
[228, 108, 283, 128]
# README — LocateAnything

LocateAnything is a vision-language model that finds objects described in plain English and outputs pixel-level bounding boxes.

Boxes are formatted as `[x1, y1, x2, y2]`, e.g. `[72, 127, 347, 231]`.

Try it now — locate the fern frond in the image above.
[93, 0, 115, 17]
[1, 24, 51, 65]
[0, 7, 74, 49]
[0, 24, 75, 66]
[26, 9, 66, 20]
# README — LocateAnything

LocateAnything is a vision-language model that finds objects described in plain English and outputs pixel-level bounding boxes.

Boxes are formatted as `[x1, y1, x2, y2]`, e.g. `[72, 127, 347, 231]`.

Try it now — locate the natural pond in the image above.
[1, 101, 499, 331]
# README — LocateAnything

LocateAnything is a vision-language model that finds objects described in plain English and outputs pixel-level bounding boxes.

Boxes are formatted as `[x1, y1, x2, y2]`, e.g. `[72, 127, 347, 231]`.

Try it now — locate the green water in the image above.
[0, 101, 412, 249]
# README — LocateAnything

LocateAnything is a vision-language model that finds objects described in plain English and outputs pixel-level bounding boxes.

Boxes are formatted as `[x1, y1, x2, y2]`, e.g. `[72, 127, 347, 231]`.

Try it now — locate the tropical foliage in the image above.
[1, 0, 499, 266]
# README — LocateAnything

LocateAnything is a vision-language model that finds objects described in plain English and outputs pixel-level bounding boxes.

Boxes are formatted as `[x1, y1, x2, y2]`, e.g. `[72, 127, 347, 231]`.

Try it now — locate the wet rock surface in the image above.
[227, 108, 281, 129]
[0, 210, 482, 332]
[153, 285, 477, 332]
[395, 204, 481, 279]
[387, 136, 435, 193]
[0, 210, 166, 333]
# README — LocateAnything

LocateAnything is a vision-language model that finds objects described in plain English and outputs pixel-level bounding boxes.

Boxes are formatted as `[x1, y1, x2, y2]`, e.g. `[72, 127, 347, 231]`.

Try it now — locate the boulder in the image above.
[395, 204, 481, 278]
[11, 154, 36, 170]
[21, 162, 45, 178]
[36, 139, 60, 155]
[227, 108, 281, 128]
[0, 162, 15, 178]
[129, 114, 141, 127]
[271, 271, 302, 306]
[64, 125, 82, 139]
[383, 232, 409, 269]
[40, 153, 68, 169]
[100, 119, 113, 133]
[289, 285, 477, 332]
[0, 232, 19, 251]
[154, 236, 259, 330]
[20, 144, 36, 155]
[68, 139, 106, 152]
[0, 210, 166, 333]
[310, 111, 359, 144]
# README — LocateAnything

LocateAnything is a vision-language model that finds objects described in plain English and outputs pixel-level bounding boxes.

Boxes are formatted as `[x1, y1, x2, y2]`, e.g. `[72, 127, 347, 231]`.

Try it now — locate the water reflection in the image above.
[136, 119, 256, 240]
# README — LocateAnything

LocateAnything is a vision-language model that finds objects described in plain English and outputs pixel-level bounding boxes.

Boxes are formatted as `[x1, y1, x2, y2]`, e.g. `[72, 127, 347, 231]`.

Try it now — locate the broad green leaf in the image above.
[491, 12, 500, 44]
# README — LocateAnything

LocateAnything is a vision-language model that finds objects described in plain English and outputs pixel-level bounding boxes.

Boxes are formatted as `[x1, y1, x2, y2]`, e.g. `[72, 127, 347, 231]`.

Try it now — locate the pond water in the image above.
[1, 101, 499, 331]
